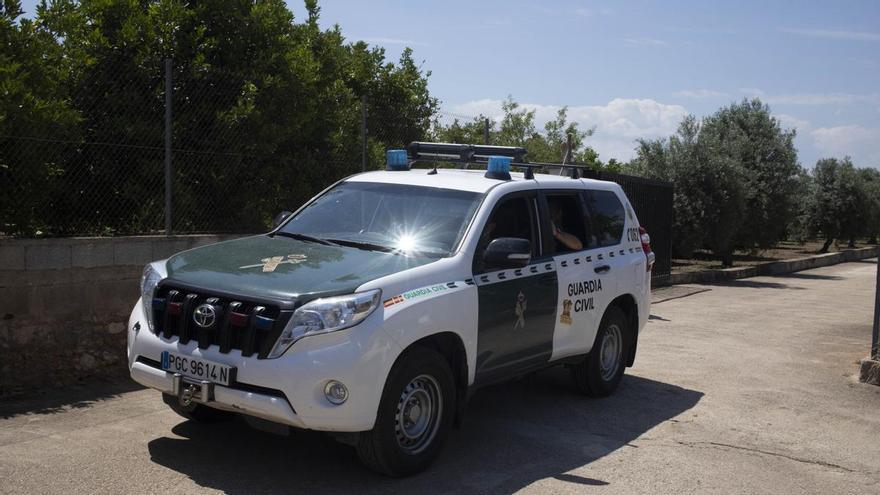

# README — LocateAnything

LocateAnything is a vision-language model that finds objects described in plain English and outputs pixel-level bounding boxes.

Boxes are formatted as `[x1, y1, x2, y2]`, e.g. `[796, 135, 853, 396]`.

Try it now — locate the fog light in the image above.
[324, 380, 349, 405]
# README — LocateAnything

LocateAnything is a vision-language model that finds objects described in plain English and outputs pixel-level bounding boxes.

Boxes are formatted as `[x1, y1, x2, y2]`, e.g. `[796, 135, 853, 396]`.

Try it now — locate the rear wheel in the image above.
[572, 306, 630, 397]
[161, 393, 232, 422]
[357, 346, 455, 477]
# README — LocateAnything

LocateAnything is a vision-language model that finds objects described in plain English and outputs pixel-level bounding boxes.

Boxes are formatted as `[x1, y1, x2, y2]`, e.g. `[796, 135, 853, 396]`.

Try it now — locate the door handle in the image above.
[594, 265, 611, 274]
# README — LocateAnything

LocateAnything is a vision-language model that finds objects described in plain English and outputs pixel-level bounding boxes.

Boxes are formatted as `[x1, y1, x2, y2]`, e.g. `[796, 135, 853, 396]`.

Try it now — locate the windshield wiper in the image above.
[324, 238, 395, 253]
[273, 231, 338, 246]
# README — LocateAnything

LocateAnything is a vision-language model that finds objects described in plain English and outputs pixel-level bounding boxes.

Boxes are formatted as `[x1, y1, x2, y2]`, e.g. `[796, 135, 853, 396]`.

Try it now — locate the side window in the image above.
[473, 195, 537, 273]
[545, 193, 589, 253]
[583, 189, 625, 247]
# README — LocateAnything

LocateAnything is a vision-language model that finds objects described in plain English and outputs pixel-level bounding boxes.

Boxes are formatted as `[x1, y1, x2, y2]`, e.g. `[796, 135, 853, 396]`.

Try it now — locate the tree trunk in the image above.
[720, 251, 734, 268]
[819, 237, 833, 253]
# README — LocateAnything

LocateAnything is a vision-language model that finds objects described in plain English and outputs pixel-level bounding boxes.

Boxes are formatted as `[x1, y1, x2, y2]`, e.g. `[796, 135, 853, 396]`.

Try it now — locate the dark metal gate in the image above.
[581, 169, 674, 285]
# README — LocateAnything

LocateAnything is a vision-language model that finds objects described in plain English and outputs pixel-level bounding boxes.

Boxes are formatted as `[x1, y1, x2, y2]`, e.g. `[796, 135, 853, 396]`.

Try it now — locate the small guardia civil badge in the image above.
[239, 254, 308, 273]
[560, 298, 573, 325]
[513, 291, 527, 330]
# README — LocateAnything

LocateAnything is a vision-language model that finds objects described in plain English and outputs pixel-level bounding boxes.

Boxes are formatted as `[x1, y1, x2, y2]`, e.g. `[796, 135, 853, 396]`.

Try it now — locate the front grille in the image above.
[151, 284, 292, 359]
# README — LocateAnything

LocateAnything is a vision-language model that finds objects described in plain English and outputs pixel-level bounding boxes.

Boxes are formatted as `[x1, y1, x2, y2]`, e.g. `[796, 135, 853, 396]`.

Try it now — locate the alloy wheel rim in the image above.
[394, 374, 442, 455]
[599, 324, 623, 381]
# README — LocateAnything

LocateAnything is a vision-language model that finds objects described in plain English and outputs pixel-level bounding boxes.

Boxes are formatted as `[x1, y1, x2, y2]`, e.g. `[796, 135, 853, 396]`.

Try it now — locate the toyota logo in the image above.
[193, 303, 216, 328]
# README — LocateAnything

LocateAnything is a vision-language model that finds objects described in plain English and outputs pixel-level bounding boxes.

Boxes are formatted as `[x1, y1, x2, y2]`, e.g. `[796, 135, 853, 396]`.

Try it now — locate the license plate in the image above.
[161, 351, 236, 386]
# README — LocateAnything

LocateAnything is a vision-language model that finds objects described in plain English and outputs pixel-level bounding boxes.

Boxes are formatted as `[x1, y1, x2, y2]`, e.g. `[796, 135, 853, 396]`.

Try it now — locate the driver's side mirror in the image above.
[484, 237, 531, 269]
[273, 211, 292, 229]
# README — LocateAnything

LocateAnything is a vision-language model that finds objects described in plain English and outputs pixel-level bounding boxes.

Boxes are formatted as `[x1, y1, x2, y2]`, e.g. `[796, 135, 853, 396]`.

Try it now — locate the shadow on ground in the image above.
[0, 376, 143, 419]
[780, 272, 845, 281]
[708, 279, 806, 290]
[147, 368, 701, 494]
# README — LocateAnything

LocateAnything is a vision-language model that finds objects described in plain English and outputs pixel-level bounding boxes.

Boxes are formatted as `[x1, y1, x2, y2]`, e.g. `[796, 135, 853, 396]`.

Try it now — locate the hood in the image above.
[164, 235, 433, 303]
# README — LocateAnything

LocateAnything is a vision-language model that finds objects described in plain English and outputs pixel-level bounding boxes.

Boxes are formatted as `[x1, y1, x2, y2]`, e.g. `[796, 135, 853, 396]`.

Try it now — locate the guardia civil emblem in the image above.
[560, 298, 573, 325]
[513, 291, 527, 329]
[239, 254, 308, 273]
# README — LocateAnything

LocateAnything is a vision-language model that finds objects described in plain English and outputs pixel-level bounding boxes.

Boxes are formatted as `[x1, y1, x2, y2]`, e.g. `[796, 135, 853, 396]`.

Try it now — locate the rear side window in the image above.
[545, 193, 590, 253]
[583, 190, 625, 247]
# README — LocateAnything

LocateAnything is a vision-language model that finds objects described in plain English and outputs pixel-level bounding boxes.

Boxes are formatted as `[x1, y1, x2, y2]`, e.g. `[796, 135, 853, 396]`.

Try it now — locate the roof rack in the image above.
[405, 141, 594, 180]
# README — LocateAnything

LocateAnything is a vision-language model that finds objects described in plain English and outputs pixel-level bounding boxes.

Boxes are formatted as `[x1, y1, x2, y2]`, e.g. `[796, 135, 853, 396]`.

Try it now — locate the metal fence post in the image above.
[483, 118, 490, 145]
[873, 257, 879, 359]
[361, 94, 368, 172]
[164, 59, 173, 236]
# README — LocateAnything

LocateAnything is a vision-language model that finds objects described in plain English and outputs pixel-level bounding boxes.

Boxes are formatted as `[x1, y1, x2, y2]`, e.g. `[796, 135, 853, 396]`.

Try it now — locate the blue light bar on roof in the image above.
[485, 155, 512, 180]
[386, 149, 409, 171]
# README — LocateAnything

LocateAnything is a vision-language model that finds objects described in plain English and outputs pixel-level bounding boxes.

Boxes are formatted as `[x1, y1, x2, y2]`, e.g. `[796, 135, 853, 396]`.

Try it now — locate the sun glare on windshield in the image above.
[394, 233, 419, 253]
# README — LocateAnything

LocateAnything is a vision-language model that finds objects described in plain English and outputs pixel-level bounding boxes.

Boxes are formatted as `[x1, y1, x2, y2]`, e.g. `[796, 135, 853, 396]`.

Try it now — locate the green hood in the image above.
[165, 235, 432, 303]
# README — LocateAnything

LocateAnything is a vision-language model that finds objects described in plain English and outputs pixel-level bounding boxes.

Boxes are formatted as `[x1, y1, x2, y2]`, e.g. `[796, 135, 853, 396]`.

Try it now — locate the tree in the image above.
[632, 116, 745, 264]
[5, 0, 437, 234]
[858, 168, 880, 244]
[700, 99, 802, 250]
[431, 96, 605, 168]
[805, 157, 865, 252]
[0, 0, 79, 235]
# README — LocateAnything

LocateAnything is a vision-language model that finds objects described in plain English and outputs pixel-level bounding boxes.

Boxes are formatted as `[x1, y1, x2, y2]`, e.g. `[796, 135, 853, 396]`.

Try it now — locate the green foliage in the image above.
[431, 96, 611, 169]
[1, 0, 436, 235]
[628, 99, 812, 264]
[631, 116, 746, 262]
[700, 99, 801, 250]
[858, 168, 880, 243]
[0, 0, 80, 235]
[805, 157, 874, 249]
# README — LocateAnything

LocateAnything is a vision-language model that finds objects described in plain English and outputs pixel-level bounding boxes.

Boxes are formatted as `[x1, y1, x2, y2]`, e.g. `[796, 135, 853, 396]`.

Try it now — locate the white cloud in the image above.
[575, 7, 614, 17]
[776, 114, 811, 132]
[674, 89, 730, 99]
[359, 37, 427, 47]
[739, 88, 880, 106]
[448, 98, 689, 161]
[810, 125, 880, 166]
[622, 37, 668, 47]
[780, 28, 880, 42]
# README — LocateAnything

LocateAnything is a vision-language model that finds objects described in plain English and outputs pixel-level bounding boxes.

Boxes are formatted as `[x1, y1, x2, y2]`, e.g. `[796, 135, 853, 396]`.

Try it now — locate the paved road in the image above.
[2, 261, 879, 494]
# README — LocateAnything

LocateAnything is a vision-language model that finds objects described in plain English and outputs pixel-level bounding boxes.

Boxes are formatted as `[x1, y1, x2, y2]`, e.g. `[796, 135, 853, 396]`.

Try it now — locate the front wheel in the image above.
[356, 346, 455, 477]
[572, 306, 630, 397]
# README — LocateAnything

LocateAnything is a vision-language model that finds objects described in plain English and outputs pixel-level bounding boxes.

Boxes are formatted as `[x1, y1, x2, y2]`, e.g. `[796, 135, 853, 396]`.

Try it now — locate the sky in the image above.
[19, 0, 880, 168]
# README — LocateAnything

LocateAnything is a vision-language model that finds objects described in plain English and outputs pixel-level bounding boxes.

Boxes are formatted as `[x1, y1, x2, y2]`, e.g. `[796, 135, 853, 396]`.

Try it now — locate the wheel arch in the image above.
[396, 332, 469, 428]
[605, 293, 639, 367]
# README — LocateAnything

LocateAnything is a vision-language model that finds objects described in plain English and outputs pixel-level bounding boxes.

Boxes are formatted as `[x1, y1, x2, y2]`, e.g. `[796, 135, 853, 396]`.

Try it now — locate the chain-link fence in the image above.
[1, 60, 366, 237]
[1, 59, 673, 281]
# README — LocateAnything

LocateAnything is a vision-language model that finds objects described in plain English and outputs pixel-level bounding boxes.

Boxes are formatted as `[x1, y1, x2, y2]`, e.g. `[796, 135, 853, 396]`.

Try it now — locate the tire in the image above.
[161, 393, 232, 422]
[356, 346, 455, 477]
[572, 306, 630, 397]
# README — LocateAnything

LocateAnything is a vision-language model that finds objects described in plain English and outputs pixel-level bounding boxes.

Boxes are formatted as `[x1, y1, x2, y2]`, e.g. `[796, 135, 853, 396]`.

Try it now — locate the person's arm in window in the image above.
[552, 221, 583, 250]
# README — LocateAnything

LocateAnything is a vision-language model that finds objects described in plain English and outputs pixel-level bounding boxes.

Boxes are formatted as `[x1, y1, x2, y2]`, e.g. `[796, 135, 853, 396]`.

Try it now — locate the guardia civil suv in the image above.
[127, 142, 654, 476]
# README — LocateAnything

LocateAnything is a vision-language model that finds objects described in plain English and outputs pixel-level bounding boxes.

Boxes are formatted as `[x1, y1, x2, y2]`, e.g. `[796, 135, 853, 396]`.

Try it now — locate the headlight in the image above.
[267, 289, 381, 359]
[140, 262, 165, 332]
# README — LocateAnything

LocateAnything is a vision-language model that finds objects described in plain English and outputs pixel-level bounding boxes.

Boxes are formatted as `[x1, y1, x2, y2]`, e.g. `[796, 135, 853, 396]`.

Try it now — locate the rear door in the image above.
[544, 190, 607, 361]
[473, 191, 558, 385]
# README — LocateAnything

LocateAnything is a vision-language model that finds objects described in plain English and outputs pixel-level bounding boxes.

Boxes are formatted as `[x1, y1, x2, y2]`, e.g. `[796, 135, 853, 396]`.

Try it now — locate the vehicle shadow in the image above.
[147, 368, 702, 494]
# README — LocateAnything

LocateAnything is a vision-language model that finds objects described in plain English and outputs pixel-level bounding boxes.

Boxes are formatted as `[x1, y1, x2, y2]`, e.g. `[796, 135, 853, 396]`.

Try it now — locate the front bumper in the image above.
[127, 298, 400, 432]
[130, 360, 307, 427]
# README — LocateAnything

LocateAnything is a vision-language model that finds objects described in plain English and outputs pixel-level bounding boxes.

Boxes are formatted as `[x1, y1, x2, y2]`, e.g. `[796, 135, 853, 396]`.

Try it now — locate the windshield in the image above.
[279, 181, 483, 257]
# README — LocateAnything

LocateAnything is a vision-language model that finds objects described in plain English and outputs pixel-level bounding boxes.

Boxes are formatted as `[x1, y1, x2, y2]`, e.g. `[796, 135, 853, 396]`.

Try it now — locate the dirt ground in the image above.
[672, 239, 876, 273]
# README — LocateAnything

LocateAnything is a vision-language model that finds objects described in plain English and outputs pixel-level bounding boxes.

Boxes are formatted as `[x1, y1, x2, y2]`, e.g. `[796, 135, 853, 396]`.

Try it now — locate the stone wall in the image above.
[0, 235, 242, 396]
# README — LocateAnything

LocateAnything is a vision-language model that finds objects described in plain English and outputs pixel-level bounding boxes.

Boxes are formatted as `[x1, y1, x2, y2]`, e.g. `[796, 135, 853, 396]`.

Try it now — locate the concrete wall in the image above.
[0, 235, 242, 396]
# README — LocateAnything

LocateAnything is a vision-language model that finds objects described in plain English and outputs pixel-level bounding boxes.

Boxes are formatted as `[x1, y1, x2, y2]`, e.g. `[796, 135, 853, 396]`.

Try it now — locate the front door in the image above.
[473, 192, 558, 385]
